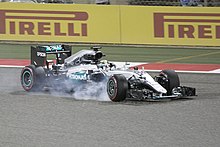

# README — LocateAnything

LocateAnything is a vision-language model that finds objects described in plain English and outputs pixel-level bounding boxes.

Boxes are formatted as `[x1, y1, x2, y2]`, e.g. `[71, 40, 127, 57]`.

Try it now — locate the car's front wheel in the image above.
[107, 74, 128, 102]
[159, 70, 180, 95]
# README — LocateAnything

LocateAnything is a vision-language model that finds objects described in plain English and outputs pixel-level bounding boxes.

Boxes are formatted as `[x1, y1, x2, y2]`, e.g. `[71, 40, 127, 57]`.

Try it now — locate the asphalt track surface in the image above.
[0, 67, 220, 147]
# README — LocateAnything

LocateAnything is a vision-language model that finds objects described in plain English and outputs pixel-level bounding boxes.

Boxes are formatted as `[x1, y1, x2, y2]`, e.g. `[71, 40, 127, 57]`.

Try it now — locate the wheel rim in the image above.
[107, 79, 116, 97]
[22, 70, 33, 87]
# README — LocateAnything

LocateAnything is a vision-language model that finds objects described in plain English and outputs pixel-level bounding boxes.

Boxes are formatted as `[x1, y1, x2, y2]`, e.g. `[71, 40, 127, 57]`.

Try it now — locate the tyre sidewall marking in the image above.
[21, 67, 34, 91]
[107, 77, 118, 100]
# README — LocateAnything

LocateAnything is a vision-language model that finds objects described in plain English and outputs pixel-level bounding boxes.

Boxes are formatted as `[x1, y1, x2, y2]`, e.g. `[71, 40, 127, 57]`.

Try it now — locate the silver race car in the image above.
[21, 45, 196, 101]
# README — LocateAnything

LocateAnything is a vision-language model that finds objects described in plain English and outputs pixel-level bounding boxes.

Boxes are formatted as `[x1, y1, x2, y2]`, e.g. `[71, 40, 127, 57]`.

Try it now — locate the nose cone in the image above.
[159, 87, 167, 94]
[151, 82, 167, 94]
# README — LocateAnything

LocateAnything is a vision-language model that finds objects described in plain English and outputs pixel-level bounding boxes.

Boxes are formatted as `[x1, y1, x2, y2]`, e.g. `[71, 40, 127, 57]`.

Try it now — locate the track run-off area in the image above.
[0, 63, 220, 146]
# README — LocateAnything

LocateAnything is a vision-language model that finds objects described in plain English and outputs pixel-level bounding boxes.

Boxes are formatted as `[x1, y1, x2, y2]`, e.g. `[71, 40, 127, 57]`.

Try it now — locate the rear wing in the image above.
[31, 44, 72, 67]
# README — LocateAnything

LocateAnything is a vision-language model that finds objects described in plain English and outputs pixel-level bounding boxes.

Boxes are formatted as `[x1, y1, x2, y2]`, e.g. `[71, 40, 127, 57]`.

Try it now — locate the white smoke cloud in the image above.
[71, 81, 110, 101]
[48, 79, 110, 101]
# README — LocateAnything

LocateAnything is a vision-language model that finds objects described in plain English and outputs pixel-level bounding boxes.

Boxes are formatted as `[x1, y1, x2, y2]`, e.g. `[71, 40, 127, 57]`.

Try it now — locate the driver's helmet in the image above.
[98, 60, 109, 69]
[100, 60, 108, 65]
[98, 60, 116, 70]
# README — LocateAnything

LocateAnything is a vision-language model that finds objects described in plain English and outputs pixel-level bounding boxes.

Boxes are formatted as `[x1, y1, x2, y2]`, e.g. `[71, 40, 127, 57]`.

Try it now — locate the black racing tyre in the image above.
[21, 65, 46, 92]
[159, 70, 180, 95]
[107, 74, 128, 102]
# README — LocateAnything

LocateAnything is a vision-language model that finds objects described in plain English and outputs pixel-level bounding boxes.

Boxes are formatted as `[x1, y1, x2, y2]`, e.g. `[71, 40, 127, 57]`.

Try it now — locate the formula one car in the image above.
[20, 45, 196, 101]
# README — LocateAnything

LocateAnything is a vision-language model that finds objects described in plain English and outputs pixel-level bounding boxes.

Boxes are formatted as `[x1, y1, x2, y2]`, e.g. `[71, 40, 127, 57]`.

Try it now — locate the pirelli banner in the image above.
[0, 3, 120, 43]
[120, 6, 220, 46]
[0, 3, 219, 46]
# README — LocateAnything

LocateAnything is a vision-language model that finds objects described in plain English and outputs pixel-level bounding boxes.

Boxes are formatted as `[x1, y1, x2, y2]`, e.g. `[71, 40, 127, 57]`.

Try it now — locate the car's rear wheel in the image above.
[21, 65, 45, 92]
[107, 74, 128, 102]
[159, 70, 180, 95]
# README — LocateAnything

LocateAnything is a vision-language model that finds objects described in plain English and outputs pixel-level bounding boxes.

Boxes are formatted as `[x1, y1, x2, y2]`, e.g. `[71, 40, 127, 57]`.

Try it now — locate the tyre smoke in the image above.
[48, 79, 110, 101]
[71, 81, 110, 101]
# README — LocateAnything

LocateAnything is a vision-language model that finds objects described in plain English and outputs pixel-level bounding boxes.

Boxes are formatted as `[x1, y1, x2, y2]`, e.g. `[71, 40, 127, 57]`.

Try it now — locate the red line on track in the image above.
[0, 59, 30, 66]
[1, 59, 220, 72]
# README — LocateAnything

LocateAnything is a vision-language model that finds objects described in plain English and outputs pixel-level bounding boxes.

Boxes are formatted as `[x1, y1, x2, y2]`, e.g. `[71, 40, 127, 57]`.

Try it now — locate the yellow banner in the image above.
[0, 3, 120, 43]
[0, 3, 220, 46]
[120, 6, 220, 46]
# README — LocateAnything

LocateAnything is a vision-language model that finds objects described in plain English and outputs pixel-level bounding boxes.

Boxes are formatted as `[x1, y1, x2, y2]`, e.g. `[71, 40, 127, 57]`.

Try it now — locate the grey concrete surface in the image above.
[0, 67, 220, 147]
